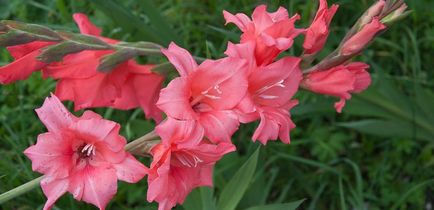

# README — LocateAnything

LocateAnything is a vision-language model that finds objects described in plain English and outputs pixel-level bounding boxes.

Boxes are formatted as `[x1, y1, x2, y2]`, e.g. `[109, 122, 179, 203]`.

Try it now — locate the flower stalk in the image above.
[302, 0, 408, 74]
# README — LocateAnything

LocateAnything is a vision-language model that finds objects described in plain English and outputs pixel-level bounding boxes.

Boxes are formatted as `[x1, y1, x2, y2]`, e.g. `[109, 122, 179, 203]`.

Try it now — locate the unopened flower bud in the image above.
[359, 0, 386, 27]
[381, 3, 409, 25]
[341, 18, 386, 56]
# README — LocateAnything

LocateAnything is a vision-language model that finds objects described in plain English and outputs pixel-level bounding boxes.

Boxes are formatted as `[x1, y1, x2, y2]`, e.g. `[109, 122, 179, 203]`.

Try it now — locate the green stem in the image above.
[0, 130, 160, 204]
[0, 176, 43, 204]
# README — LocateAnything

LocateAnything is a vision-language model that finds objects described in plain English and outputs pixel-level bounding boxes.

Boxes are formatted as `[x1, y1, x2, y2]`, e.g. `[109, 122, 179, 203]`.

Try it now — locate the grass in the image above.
[1, 0, 434, 209]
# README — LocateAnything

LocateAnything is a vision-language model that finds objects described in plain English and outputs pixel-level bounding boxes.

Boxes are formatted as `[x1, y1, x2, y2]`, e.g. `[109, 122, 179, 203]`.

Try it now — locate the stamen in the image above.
[80, 143, 96, 157]
[203, 94, 221, 99]
[259, 95, 279, 99]
[256, 79, 286, 95]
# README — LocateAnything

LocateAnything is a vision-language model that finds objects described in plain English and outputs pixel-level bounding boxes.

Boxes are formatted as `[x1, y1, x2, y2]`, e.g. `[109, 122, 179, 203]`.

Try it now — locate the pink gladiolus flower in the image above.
[24, 94, 147, 210]
[302, 62, 371, 113]
[303, 0, 339, 55]
[147, 118, 235, 210]
[223, 5, 301, 66]
[225, 42, 302, 144]
[0, 13, 164, 121]
[157, 42, 248, 143]
[340, 18, 386, 56]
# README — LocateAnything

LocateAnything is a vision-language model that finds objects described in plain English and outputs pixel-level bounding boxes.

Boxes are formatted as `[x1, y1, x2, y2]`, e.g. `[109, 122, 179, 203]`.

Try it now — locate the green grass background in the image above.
[1, 0, 434, 209]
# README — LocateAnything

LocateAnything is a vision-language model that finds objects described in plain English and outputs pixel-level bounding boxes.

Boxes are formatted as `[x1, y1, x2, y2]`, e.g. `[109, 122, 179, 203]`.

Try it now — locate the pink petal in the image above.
[157, 77, 196, 120]
[132, 73, 164, 122]
[250, 56, 302, 107]
[80, 166, 118, 210]
[347, 62, 371, 92]
[199, 110, 239, 143]
[43, 51, 104, 79]
[70, 74, 120, 111]
[334, 98, 346, 113]
[35, 94, 75, 133]
[41, 177, 69, 210]
[0, 49, 47, 84]
[302, 66, 355, 99]
[223, 10, 252, 32]
[156, 117, 205, 147]
[7, 41, 53, 59]
[54, 79, 75, 101]
[191, 57, 248, 110]
[251, 5, 274, 32]
[113, 153, 148, 183]
[194, 165, 214, 187]
[111, 77, 140, 110]
[269, 7, 289, 22]
[69, 118, 117, 145]
[24, 133, 73, 178]
[252, 107, 296, 144]
[73, 13, 102, 36]
[161, 42, 198, 77]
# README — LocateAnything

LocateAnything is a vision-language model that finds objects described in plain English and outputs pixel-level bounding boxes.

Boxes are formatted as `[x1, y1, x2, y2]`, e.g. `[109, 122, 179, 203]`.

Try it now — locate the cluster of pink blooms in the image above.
[0, 1, 401, 210]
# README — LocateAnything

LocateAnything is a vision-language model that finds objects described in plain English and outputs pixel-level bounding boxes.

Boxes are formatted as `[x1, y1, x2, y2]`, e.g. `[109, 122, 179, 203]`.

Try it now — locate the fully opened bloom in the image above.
[223, 5, 301, 66]
[0, 13, 164, 121]
[303, 0, 339, 55]
[147, 118, 235, 210]
[225, 42, 302, 144]
[24, 94, 147, 210]
[302, 62, 371, 112]
[157, 42, 248, 143]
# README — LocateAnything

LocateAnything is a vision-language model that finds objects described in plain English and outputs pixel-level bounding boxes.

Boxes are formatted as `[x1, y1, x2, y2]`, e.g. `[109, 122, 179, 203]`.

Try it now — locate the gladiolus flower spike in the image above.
[0, 1, 408, 210]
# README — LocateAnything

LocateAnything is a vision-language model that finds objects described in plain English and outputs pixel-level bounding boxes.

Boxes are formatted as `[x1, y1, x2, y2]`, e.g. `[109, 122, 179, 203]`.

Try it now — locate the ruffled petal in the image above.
[24, 133, 73, 178]
[73, 13, 102, 36]
[161, 42, 198, 77]
[252, 105, 297, 144]
[69, 118, 117, 145]
[113, 153, 148, 183]
[41, 177, 69, 210]
[199, 110, 239, 143]
[7, 41, 53, 59]
[191, 57, 248, 110]
[156, 117, 205, 147]
[157, 77, 196, 120]
[35, 94, 75, 133]
[223, 10, 252, 32]
[0, 49, 47, 84]
[132, 72, 164, 122]
[251, 5, 274, 32]
[249, 56, 302, 107]
[80, 166, 118, 210]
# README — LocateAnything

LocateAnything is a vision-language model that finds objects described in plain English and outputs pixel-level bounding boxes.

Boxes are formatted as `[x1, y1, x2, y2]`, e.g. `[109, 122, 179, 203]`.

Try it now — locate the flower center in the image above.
[77, 143, 96, 159]
[190, 84, 223, 112]
[172, 151, 203, 168]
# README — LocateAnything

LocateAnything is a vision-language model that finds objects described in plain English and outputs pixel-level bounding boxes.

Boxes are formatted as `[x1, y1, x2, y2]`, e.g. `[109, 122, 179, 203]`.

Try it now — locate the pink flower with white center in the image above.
[147, 118, 235, 210]
[302, 62, 372, 113]
[24, 94, 147, 210]
[223, 5, 302, 66]
[303, 0, 339, 55]
[157, 42, 248, 143]
[225, 42, 302, 144]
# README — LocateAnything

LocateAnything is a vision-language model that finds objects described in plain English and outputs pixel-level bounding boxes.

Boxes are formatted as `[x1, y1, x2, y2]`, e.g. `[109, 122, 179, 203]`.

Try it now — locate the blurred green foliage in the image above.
[1, 0, 433, 209]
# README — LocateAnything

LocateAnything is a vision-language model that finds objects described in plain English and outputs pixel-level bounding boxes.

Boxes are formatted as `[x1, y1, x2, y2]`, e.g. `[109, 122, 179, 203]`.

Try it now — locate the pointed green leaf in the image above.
[217, 147, 260, 210]
[338, 119, 432, 141]
[244, 199, 305, 210]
